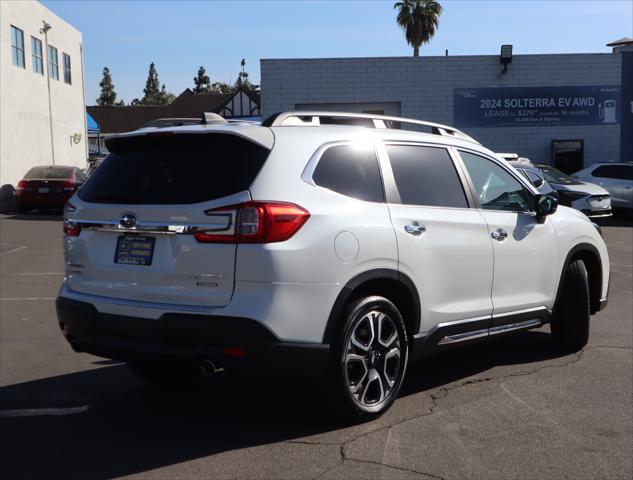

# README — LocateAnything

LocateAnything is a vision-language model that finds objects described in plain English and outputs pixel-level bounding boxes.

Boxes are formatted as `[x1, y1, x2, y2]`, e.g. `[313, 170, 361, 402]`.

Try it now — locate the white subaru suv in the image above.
[57, 112, 610, 419]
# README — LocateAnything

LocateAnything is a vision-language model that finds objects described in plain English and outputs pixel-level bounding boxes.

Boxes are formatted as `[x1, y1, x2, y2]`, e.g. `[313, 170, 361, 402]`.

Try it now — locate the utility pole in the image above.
[41, 21, 55, 165]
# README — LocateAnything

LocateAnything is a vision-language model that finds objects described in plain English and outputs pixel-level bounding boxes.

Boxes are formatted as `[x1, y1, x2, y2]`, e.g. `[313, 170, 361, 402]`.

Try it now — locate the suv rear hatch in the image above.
[65, 129, 273, 308]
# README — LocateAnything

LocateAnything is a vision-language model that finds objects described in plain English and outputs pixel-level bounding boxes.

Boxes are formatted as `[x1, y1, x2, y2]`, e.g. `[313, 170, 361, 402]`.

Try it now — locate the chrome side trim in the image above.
[489, 319, 542, 335]
[418, 314, 491, 339]
[438, 328, 489, 345]
[492, 306, 550, 318]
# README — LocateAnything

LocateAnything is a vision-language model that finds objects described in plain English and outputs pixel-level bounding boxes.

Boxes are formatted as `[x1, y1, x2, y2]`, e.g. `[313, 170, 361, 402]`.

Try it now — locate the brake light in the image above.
[63, 219, 81, 237]
[194, 201, 310, 244]
[62, 180, 76, 192]
[16, 180, 28, 191]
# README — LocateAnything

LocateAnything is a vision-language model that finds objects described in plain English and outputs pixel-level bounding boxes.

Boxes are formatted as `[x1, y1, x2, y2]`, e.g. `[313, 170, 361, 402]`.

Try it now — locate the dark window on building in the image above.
[80, 134, 270, 205]
[592, 165, 633, 181]
[386, 145, 468, 208]
[31, 36, 44, 74]
[48, 45, 59, 80]
[459, 151, 531, 212]
[11, 26, 25, 68]
[63, 53, 71, 84]
[313, 145, 384, 202]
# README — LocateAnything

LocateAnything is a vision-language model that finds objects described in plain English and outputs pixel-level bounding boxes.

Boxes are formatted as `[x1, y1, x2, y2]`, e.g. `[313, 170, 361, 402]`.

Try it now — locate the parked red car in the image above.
[16, 166, 86, 212]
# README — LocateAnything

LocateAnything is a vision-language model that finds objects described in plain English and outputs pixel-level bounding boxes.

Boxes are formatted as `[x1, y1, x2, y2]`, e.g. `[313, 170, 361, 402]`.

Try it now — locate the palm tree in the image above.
[394, 0, 443, 57]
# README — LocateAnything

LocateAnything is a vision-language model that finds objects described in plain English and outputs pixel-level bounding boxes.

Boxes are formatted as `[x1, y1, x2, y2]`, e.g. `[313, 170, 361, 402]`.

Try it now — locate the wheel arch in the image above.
[556, 243, 603, 314]
[323, 269, 421, 344]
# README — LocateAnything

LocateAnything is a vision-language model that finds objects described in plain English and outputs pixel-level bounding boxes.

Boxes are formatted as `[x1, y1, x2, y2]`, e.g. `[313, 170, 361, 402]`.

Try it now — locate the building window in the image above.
[63, 53, 71, 84]
[31, 37, 44, 74]
[10, 25, 25, 68]
[48, 45, 59, 80]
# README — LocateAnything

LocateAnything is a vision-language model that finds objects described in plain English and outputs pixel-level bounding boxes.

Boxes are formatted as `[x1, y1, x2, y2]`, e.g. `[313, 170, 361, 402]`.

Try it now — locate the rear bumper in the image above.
[56, 297, 330, 376]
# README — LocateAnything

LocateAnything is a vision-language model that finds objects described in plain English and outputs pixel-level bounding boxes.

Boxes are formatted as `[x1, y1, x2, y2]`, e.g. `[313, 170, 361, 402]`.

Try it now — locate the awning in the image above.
[86, 112, 100, 133]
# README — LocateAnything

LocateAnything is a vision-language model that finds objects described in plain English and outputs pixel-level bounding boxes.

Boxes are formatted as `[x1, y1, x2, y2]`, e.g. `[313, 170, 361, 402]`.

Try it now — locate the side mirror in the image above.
[536, 194, 558, 223]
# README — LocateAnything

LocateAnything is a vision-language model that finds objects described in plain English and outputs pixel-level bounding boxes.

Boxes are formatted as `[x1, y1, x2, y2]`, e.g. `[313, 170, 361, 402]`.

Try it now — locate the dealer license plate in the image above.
[114, 235, 155, 266]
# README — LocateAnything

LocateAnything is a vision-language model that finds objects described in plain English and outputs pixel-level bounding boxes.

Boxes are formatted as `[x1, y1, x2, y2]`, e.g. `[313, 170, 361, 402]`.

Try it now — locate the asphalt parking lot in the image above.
[0, 212, 631, 480]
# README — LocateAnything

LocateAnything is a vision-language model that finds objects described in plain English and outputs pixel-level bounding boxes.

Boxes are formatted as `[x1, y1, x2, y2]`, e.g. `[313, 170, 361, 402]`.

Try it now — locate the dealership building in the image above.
[261, 41, 633, 172]
[0, 1, 86, 201]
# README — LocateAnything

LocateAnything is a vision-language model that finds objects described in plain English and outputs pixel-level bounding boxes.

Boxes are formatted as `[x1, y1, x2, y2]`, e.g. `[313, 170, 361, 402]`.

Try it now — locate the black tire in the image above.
[325, 296, 408, 420]
[551, 259, 590, 351]
[127, 359, 201, 385]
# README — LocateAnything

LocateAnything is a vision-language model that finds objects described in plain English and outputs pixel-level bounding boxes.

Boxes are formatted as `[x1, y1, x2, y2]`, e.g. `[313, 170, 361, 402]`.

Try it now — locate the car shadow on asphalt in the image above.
[594, 210, 633, 228]
[1, 211, 63, 221]
[0, 330, 570, 479]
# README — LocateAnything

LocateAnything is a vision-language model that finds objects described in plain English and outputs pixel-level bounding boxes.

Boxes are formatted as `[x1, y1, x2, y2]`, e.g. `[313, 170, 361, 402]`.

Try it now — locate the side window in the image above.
[524, 169, 544, 187]
[312, 145, 384, 202]
[386, 145, 468, 208]
[459, 151, 531, 212]
[593, 165, 633, 180]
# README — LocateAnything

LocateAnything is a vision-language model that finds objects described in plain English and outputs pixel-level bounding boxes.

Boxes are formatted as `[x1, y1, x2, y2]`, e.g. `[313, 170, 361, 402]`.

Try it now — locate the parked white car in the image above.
[573, 163, 633, 210]
[57, 112, 610, 419]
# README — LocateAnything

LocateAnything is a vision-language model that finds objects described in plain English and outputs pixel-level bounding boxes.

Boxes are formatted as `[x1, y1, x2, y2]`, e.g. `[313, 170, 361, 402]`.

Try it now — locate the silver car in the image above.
[573, 163, 633, 210]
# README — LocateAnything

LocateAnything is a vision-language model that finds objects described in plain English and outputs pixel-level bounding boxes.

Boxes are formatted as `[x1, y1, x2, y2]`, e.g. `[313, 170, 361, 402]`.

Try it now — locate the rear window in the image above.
[79, 133, 270, 204]
[25, 166, 73, 180]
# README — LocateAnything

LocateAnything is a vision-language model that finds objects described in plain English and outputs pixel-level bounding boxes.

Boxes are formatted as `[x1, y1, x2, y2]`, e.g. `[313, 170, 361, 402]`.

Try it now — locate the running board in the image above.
[437, 319, 543, 345]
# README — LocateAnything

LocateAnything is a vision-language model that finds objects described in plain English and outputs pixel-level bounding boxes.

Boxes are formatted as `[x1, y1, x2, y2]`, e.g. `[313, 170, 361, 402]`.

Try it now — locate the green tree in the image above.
[210, 81, 232, 94]
[394, 0, 443, 57]
[115, 99, 126, 107]
[142, 62, 161, 102]
[193, 66, 211, 93]
[160, 84, 176, 104]
[235, 58, 254, 91]
[96, 67, 117, 106]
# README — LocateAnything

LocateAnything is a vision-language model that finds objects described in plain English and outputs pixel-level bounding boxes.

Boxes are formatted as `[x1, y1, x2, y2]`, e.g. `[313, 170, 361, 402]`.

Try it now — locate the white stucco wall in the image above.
[0, 0, 86, 189]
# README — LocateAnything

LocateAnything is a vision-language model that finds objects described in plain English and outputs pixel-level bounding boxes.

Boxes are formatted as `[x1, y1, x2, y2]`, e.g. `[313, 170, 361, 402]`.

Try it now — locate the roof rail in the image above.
[264, 111, 480, 144]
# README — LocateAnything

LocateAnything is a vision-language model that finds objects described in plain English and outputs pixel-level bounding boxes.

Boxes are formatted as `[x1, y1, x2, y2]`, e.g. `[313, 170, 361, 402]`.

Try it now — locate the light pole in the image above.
[41, 21, 55, 165]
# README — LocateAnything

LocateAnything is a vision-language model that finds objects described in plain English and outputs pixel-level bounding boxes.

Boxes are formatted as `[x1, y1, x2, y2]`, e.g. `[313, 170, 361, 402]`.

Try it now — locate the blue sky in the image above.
[42, 0, 633, 105]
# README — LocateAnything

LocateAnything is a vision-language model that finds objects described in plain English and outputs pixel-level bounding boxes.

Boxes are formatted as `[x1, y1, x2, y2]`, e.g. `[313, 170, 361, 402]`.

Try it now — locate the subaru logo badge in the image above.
[120, 214, 138, 229]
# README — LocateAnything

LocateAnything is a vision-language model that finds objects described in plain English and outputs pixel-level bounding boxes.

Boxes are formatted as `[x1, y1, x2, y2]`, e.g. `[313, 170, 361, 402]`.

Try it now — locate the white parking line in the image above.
[0, 245, 27, 256]
[0, 297, 56, 301]
[0, 405, 90, 418]
[12, 272, 64, 276]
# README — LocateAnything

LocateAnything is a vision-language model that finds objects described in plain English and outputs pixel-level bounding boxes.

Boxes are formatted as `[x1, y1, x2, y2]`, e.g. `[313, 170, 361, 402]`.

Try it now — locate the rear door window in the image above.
[385, 145, 468, 208]
[593, 165, 633, 181]
[312, 145, 384, 202]
[79, 133, 270, 204]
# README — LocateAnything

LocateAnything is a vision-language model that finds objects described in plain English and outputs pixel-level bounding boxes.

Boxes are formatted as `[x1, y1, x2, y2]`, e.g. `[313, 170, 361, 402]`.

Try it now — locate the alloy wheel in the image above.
[344, 310, 403, 407]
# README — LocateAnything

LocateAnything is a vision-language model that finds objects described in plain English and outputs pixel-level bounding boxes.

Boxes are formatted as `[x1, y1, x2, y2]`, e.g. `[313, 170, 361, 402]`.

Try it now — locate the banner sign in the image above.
[453, 86, 621, 127]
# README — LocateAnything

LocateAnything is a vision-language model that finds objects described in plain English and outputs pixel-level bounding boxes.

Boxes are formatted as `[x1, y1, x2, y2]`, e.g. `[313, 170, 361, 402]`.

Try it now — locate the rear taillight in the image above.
[194, 201, 310, 244]
[16, 180, 28, 191]
[63, 219, 81, 237]
[62, 180, 77, 192]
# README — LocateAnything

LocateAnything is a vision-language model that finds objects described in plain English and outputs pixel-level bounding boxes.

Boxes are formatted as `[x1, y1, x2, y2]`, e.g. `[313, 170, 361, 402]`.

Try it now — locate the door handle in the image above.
[404, 222, 426, 236]
[624, 185, 632, 190]
[491, 228, 508, 241]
